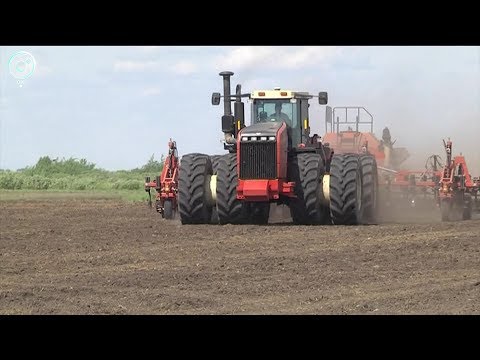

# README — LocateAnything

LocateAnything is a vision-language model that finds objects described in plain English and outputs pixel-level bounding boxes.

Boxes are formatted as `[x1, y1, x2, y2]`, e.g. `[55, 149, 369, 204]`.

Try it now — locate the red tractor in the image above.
[144, 139, 179, 219]
[177, 71, 378, 225]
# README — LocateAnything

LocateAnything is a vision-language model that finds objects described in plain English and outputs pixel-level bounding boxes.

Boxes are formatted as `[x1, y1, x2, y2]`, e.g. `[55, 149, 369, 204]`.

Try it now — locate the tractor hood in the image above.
[240, 121, 284, 137]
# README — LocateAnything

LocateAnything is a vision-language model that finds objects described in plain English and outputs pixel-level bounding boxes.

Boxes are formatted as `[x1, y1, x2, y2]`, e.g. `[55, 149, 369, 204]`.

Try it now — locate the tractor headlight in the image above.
[269, 136, 275, 141]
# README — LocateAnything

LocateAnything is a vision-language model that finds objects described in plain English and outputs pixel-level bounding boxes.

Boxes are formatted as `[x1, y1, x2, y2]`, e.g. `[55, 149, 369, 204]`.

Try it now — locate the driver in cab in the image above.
[269, 102, 291, 124]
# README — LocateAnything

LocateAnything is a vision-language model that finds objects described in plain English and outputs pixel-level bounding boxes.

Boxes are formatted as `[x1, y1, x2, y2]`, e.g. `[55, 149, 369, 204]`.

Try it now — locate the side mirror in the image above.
[212, 92, 221, 105]
[318, 92, 328, 105]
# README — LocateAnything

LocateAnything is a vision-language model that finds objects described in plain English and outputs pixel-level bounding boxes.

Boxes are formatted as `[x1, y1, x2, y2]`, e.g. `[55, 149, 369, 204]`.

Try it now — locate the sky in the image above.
[0, 46, 479, 174]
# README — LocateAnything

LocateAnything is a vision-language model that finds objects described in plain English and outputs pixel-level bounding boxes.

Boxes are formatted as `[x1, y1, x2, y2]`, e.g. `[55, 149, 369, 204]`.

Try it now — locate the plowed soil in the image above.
[1, 198, 479, 314]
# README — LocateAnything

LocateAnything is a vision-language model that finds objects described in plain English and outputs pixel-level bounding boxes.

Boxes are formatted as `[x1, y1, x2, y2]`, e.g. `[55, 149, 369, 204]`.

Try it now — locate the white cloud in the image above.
[215, 47, 274, 70]
[113, 60, 161, 72]
[113, 58, 198, 74]
[214, 46, 341, 71]
[170, 60, 198, 75]
[280, 47, 341, 68]
[142, 87, 162, 96]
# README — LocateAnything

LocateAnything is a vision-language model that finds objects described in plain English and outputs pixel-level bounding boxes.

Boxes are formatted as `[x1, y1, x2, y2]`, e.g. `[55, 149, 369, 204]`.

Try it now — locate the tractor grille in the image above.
[239, 142, 277, 179]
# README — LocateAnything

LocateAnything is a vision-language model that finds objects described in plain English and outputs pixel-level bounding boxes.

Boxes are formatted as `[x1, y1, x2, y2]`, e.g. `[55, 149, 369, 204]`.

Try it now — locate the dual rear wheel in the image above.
[328, 153, 377, 225]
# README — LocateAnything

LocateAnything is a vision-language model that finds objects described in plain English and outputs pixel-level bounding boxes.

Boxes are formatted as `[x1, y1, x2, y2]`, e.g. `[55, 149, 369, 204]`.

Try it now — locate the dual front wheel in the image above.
[178, 153, 270, 225]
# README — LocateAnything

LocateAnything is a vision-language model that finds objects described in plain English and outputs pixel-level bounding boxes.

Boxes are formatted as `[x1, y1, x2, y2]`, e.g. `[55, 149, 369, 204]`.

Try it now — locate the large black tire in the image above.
[288, 152, 329, 225]
[211, 155, 222, 170]
[163, 199, 174, 220]
[329, 153, 363, 225]
[216, 153, 249, 224]
[178, 153, 213, 224]
[210, 155, 223, 224]
[359, 154, 378, 224]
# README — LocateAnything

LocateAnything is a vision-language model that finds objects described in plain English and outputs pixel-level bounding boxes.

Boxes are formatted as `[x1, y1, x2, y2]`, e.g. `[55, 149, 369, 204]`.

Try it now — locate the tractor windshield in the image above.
[252, 99, 298, 128]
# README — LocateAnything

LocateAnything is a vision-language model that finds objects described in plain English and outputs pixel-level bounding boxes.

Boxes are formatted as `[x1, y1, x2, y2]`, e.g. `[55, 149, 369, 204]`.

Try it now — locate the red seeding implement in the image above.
[437, 139, 479, 221]
[382, 138, 480, 221]
[319, 106, 479, 221]
[322, 106, 409, 171]
[321, 106, 410, 219]
[145, 139, 179, 220]
[380, 153, 442, 212]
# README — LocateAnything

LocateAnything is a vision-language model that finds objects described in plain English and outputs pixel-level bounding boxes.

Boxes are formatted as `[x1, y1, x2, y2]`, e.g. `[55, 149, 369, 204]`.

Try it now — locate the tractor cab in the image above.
[250, 89, 327, 149]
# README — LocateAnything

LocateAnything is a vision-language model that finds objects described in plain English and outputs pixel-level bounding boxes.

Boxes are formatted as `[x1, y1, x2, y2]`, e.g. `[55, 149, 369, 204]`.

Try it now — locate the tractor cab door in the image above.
[281, 99, 304, 150]
[299, 99, 311, 146]
[289, 98, 310, 149]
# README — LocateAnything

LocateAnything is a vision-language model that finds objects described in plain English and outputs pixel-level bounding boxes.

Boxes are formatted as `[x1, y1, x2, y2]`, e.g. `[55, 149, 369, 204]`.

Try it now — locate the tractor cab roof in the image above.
[251, 89, 313, 100]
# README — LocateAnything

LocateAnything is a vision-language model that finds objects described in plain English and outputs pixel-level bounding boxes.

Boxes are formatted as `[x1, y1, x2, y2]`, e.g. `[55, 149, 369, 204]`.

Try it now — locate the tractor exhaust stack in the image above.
[219, 71, 236, 145]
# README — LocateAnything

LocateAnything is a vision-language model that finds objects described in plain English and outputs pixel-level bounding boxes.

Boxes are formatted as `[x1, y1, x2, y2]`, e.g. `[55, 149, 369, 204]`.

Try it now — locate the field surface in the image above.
[1, 194, 479, 314]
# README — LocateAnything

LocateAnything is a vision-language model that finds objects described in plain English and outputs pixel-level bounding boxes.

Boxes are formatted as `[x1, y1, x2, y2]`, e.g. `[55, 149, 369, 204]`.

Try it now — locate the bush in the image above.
[118, 180, 142, 190]
[0, 154, 165, 191]
[50, 177, 70, 190]
[22, 156, 97, 177]
[0, 172, 24, 190]
[132, 154, 164, 174]
[23, 175, 52, 190]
